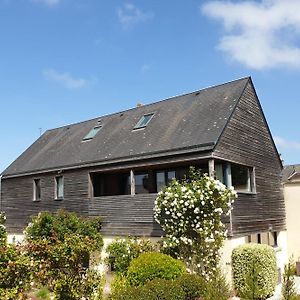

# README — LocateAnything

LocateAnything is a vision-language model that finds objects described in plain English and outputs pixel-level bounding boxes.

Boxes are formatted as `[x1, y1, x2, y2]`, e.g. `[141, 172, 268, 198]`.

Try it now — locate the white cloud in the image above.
[43, 69, 95, 89]
[117, 3, 153, 28]
[202, 0, 300, 70]
[31, 0, 61, 6]
[274, 136, 300, 150]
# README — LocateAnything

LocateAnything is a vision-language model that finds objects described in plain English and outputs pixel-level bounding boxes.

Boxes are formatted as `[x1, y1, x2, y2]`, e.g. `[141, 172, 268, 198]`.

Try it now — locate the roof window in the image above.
[83, 125, 102, 141]
[134, 113, 154, 129]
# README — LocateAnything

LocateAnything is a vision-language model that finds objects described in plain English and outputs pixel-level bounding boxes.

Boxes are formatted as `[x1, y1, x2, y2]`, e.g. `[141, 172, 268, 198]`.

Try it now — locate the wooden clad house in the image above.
[0, 77, 285, 256]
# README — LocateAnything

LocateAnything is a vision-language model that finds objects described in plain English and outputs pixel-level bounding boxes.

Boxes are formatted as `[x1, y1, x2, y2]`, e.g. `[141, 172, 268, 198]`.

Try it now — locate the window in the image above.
[134, 113, 154, 129]
[33, 179, 41, 201]
[216, 163, 255, 193]
[55, 176, 64, 199]
[90, 172, 130, 197]
[231, 164, 253, 192]
[83, 126, 102, 141]
[135, 173, 149, 194]
[246, 231, 278, 247]
[156, 170, 176, 192]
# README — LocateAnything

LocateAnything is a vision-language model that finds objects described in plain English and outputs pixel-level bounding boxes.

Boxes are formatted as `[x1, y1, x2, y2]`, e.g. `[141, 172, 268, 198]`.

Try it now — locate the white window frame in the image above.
[55, 176, 64, 200]
[33, 178, 41, 201]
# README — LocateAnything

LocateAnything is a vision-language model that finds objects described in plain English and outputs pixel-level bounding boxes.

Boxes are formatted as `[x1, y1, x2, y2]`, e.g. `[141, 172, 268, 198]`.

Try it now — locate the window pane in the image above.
[83, 126, 102, 140]
[231, 164, 251, 192]
[134, 113, 154, 129]
[56, 176, 64, 198]
[215, 164, 224, 183]
[135, 173, 149, 194]
[156, 172, 165, 192]
[34, 179, 41, 200]
[167, 171, 176, 182]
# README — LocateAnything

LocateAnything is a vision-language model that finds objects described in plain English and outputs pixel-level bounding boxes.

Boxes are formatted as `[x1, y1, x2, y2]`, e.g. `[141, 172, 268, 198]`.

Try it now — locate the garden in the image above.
[0, 168, 299, 300]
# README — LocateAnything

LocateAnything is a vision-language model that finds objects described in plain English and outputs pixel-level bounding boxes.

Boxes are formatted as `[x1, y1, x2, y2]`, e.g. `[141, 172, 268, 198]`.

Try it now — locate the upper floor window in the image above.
[135, 173, 149, 194]
[231, 163, 254, 193]
[83, 125, 102, 141]
[156, 170, 176, 192]
[215, 163, 255, 193]
[33, 179, 41, 201]
[55, 176, 64, 199]
[134, 113, 154, 129]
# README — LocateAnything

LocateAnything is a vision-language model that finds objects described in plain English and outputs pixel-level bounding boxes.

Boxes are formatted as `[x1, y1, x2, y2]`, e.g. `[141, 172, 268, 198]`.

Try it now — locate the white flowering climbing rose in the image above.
[154, 168, 237, 278]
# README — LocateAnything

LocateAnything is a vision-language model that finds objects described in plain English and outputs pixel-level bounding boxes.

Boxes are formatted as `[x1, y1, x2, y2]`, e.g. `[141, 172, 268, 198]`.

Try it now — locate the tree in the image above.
[154, 167, 237, 278]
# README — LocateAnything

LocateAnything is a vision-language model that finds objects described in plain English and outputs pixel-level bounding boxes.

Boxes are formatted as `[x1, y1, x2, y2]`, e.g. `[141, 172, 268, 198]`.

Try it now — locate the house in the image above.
[0, 77, 287, 272]
[282, 164, 300, 259]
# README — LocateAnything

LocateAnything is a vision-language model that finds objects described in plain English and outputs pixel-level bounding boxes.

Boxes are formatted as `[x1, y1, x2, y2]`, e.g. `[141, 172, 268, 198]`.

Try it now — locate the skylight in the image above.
[134, 113, 154, 129]
[83, 126, 102, 141]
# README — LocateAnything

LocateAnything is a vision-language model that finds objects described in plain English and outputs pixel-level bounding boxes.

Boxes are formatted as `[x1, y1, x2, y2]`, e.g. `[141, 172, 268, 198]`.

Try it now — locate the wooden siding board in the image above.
[214, 82, 285, 236]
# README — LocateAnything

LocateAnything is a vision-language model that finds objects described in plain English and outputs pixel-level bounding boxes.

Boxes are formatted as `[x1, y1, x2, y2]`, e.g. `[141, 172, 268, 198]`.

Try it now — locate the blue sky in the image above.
[0, 0, 299, 173]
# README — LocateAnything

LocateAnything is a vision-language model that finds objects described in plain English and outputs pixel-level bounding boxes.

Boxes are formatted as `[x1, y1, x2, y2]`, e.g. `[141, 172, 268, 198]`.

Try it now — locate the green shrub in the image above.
[54, 270, 102, 300]
[35, 287, 51, 300]
[232, 243, 277, 299]
[106, 237, 157, 274]
[0, 244, 32, 299]
[25, 210, 103, 249]
[126, 252, 186, 286]
[174, 274, 206, 300]
[282, 258, 298, 300]
[204, 269, 231, 300]
[109, 279, 185, 300]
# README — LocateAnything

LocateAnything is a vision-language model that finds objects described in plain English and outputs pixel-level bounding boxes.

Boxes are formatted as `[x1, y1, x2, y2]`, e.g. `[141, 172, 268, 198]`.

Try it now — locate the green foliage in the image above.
[54, 270, 102, 300]
[0, 244, 32, 299]
[154, 167, 237, 278]
[232, 243, 278, 300]
[35, 287, 51, 300]
[109, 279, 185, 300]
[25, 210, 103, 249]
[126, 252, 186, 286]
[106, 237, 158, 274]
[0, 211, 7, 246]
[282, 258, 298, 300]
[174, 274, 206, 300]
[204, 269, 231, 300]
[23, 210, 103, 298]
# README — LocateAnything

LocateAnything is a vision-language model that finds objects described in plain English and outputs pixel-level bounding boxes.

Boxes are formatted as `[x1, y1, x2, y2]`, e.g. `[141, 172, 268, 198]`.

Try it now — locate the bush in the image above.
[0, 244, 32, 299]
[204, 269, 231, 300]
[154, 167, 237, 278]
[109, 279, 185, 300]
[25, 210, 103, 249]
[126, 252, 186, 286]
[174, 274, 206, 300]
[106, 237, 157, 274]
[232, 243, 277, 299]
[282, 258, 298, 300]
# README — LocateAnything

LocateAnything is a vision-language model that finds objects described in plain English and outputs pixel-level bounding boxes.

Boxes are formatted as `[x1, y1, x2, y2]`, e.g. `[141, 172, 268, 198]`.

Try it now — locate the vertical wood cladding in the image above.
[1, 169, 89, 233]
[214, 81, 285, 236]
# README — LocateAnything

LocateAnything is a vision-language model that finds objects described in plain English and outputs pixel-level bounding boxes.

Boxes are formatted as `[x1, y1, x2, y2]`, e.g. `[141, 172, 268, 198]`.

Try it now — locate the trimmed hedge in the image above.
[174, 274, 206, 300]
[232, 243, 278, 299]
[126, 252, 186, 286]
[110, 279, 185, 300]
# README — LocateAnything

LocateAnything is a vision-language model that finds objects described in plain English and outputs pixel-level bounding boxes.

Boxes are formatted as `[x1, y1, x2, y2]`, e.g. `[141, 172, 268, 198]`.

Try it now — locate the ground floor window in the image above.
[247, 231, 278, 247]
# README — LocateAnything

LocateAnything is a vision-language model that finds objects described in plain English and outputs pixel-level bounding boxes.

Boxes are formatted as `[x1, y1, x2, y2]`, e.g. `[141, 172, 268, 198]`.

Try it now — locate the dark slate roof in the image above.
[282, 164, 300, 183]
[2, 77, 250, 177]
